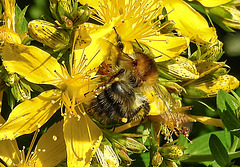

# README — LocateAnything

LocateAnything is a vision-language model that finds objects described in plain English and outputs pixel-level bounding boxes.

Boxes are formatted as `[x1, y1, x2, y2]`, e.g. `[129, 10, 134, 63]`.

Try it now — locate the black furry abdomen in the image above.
[90, 80, 139, 123]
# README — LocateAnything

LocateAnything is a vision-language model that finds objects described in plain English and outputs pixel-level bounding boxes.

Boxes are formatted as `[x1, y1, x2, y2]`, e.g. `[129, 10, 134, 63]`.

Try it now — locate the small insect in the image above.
[88, 27, 159, 124]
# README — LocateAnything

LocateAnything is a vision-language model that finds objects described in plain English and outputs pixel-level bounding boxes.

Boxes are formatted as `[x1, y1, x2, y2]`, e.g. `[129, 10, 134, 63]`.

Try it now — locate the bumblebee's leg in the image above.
[113, 27, 124, 50]
[108, 69, 125, 83]
[130, 101, 150, 121]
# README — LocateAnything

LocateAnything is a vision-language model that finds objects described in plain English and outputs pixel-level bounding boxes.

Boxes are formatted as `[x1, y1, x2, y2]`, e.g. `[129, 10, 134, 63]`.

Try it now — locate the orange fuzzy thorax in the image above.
[132, 52, 158, 87]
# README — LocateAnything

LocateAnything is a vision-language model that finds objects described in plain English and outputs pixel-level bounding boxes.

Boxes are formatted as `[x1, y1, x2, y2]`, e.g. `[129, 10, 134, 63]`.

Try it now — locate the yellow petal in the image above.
[73, 26, 92, 50]
[2, 0, 15, 30]
[188, 115, 225, 128]
[162, 0, 217, 44]
[189, 0, 231, 7]
[1, 43, 64, 86]
[0, 91, 2, 112]
[194, 60, 226, 78]
[0, 138, 20, 166]
[0, 27, 21, 44]
[79, 0, 132, 16]
[78, 0, 100, 10]
[63, 111, 103, 167]
[75, 19, 119, 73]
[0, 115, 21, 166]
[0, 89, 61, 140]
[142, 35, 190, 61]
[35, 120, 66, 167]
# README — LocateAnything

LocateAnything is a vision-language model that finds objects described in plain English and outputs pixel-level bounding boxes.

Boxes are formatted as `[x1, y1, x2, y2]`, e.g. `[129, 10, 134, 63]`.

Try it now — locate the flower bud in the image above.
[49, 0, 89, 28]
[49, 0, 76, 21]
[73, 4, 90, 26]
[160, 145, 184, 161]
[210, 5, 240, 30]
[104, 130, 148, 153]
[152, 149, 163, 167]
[221, 6, 240, 29]
[159, 78, 185, 94]
[190, 40, 223, 61]
[95, 145, 120, 167]
[11, 79, 32, 102]
[2, 72, 32, 102]
[3, 72, 19, 87]
[183, 74, 239, 98]
[125, 137, 148, 153]
[28, 20, 70, 50]
[157, 56, 199, 81]
[114, 144, 133, 166]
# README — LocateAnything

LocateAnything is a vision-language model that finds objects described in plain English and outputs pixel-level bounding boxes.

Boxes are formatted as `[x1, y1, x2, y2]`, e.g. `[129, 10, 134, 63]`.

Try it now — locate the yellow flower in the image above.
[0, 115, 66, 167]
[0, 0, 21, 44]
[0, 42, 103, 167]
[162, 0, 218, 44]
[79, 0, 190, 61]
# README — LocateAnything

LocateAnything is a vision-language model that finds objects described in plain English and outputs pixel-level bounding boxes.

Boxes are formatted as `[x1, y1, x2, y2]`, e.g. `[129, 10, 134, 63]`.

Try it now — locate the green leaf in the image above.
[208, 13, 235, 33]
[217, 89, 240, 137]
[130, 151, 150, 166]
[0, 2, 2, 15]
[15, 4, 28, 35]
[6, 88, 16, 109]
[10, 85, 20, 101]
[209, 134, 230, 167]
[182, 130, 240, 165]
[21, 78, 44, 92]
[142, 121, 151, 144]
[209, 7, 233, 19]
[188, 2, 206, 15]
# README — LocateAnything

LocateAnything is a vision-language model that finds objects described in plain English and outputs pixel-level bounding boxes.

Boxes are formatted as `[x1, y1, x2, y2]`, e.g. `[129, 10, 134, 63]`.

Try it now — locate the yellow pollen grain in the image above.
[121, 117, 128, 123]
[53, 135, 58, 141]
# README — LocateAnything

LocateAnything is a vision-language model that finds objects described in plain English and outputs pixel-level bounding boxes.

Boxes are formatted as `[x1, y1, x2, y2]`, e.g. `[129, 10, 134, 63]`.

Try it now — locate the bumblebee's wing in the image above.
[146, 84, 176, 116]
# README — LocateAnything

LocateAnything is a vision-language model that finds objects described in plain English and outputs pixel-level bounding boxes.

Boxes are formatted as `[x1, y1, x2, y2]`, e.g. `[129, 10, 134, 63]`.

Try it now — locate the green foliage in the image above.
[15, 4, 28, 35]
[209, 134, 231, 167]
[217, 89, 240, 137]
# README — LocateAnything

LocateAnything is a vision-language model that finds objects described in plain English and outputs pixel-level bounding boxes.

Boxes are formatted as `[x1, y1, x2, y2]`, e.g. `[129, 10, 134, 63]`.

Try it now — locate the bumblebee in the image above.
[89, 28, 159, 124]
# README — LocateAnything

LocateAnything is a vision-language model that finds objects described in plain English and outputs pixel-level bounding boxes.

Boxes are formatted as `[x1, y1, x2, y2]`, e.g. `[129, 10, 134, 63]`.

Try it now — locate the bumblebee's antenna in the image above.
[113, 27, 124, 51]
[134, 39, 144, 52]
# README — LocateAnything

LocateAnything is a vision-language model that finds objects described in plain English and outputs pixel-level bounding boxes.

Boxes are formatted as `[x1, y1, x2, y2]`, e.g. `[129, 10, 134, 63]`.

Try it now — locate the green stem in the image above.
[229, 135, 239, 153]
[182, 154, 215, 162]
[183, 151, 240, 163]
[21, 35, 32, 45]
